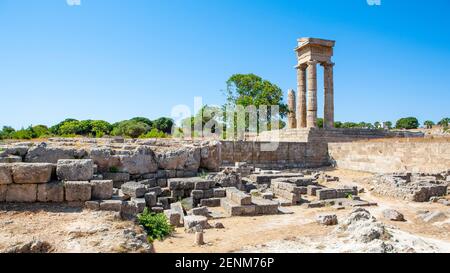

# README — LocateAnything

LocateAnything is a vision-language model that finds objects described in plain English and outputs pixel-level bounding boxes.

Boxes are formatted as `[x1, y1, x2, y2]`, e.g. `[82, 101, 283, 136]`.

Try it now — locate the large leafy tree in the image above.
[424, 120, 435, 129]
[224, 74, 288, 133]
[152, 117, 174, 134]
[395, 117, 419, 129]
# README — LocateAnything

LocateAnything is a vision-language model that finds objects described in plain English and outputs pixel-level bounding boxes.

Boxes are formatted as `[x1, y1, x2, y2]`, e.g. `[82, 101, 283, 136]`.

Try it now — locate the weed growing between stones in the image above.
[137, 208, 174, 242]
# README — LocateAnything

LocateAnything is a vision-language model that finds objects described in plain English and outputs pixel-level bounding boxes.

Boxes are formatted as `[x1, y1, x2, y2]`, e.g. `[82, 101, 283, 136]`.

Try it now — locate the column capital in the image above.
[321, 61, 335, 68]
[295, 63, 308, 70]
[307, 60, 318, 67]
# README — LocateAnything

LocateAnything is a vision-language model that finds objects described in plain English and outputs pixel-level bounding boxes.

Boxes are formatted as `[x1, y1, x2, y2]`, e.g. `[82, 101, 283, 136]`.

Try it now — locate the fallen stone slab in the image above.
[121, 182, 147, 198]
[37, 181, 64, 202]
[200, 198, 221, 207]
[184, 215, 208, 230]
[252, 198, 279, 215]
[221, 198, 256, 217]
[249, 173, 304, 185]
[277, 207, 294, 214]
[188, 206, 209, 217]
[12, 163, 53, 184]
[64, 181, 92, 202]
[225, 187, 252, 205]
[6, 184, 37, 202]
[164, 210, 182, 227]
[85, 200, 100, 210]
[99, 200, 123, 211]
[91, 180, 113, 200]
[56, 159, 94, 181]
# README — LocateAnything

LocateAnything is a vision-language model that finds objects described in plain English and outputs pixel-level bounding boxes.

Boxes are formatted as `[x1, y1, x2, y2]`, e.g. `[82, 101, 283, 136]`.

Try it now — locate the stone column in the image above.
[296, 65, 307, 128]
[307, 61, 318, 128]
[323, 62, 335, 128]
[287, 89, 297, 129]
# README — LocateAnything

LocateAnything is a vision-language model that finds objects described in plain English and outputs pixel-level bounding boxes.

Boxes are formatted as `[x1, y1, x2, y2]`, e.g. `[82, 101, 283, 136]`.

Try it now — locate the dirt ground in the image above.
[153, 169, 450, 253]
[0, 169, 448, 253]
[0, 204, 151, 253]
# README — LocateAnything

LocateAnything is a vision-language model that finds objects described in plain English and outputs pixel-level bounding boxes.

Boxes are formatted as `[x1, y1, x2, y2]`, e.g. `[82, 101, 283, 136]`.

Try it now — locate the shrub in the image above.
[152, 117, 174, 134]
[11, 128, 34, 139]
[137, 208, 174, 242]
[140, 128, 168, 139]
[31, 125, 50, 138]
[395, 117, 419, 129]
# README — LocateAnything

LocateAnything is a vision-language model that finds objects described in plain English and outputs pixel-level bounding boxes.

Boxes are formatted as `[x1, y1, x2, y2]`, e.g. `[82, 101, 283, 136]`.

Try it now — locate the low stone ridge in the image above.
[370, 172, 448, 202]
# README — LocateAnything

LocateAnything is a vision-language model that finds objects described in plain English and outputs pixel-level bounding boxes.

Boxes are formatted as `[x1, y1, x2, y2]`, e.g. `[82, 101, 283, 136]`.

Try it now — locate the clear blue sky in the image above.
[0, 0, 449, 129]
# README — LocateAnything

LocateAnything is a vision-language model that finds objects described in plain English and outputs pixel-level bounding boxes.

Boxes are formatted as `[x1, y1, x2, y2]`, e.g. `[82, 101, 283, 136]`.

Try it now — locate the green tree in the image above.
[317, 118, 324, 128]
[152, 117, 174, 134]
[49, 118, 78, 135]
[383, 121, 393, 129]
[0, 126, 15, 139]
[111, 120, 150, 138]
[334, 121, 343, 128]
[59, 120, 83, 136]
[90, 120, 113, 137]
[224, 74, 288, 135]
[395, 117, 419, 129]
[31, 125, 50, 138]
[438, 118, 450, 127]
[130, 117, 153, 127]
[374, 122, 381, 129]
[424, 120, 435, 129]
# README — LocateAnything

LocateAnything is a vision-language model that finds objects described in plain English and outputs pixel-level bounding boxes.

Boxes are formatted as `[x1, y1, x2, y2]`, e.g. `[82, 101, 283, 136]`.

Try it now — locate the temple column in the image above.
[323, 62, 335, 128]
[296, 65, 307, 128]
[307, 60, 318, 128]
[287, 89, 297, 129]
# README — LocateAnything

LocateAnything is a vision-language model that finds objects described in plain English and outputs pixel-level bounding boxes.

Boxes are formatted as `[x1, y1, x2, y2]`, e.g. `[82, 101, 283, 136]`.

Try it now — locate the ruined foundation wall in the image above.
[220, 141, 330, 169]
[328, 141, 450, 173]
[254, 128, 424, 143]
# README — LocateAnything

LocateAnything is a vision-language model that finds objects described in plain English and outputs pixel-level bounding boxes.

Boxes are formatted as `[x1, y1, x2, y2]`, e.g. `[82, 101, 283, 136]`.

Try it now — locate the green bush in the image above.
[152, 117, 174, 134]
[137, 208, 174, 242]
[11, 128, 34, 139]
[395, 117, 419, 129]
[139, 128, 168, 139]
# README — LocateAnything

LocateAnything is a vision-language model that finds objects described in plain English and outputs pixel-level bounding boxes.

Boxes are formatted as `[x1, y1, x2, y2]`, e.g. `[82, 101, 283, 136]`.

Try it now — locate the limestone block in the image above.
[131, 198, 146, 213]
[6, 184, 37, 202]
[117, 146, 158, 175]
[188, 206, 209, 217]
[252, 198, 279, 215]
[0, 185, 6, 202]
[99, 200, 123, 212]
[225, 187, 252, 205]
[121, 182, 147, 198]
[37, 181, 64, 202]
[85, 201, 100, 210]
[144, 192, 157, 207]
[91, 180, 113, 200]
[213, 188, 226, 198]
[12, 163, 53, 184]
[200, 198, 221, 207]
[57, 159, 94, 181]
[147, 186, 162, 196]
[102, 172, 130, 183]
[184, 215, 208, 230]
[317, 214, 338, 226]
[0, 164, 13, 185]
[317, 188, 337, 200]
[64, 181, 92, 202]
[0, 156, 22, 163]
[164, 210, 182, 227]
[170, 202, 185, 223]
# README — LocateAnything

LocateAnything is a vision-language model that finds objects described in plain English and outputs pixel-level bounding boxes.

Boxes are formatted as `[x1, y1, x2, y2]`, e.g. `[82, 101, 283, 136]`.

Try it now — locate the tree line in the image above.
[0, 117, 174, 140]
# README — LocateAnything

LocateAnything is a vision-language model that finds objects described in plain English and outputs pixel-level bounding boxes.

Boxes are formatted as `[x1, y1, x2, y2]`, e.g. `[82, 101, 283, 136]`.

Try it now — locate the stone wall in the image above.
[220, 141, 329, 169]
[328, 141, 450, 173]
[254, 128, 424, 143]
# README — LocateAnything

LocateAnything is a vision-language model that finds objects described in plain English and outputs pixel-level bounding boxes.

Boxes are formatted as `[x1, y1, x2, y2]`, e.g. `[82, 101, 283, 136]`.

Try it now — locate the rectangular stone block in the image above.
[144, 192, 157, 207]
[99, 200, 123, 211]
[194, 180, 211, 190]
[252, 198, 279, 215]
[6, 184, 37, 202]
[226, 187, 252, 205]
[164, 210, 182, 227]
[307, 185, 322, 196]
[91, 180, 113, 200]
[131, 198, 146, 213]
[0, 185, 6, 202]
[200, 198, 221, 207]
[221, 199, 256, 216]
[57, 159, 94, 181]
[203, 189, 214, 199]
[170, 202, 185, 223]
[157, 178, 168, 188]
[103, 172, 130, 183]
[37, 181, 64, 202]
[0, 164, 13, 185]
[121, 182, 147, 198]
[65, 181, 92, 202]
[147, 186, 162, 196]
[213, 188, 226, 198]
[191, 190, 204, 200]
[85, 200, 100, 210]
[12, 163, 53, 184]
[317, 188, 337, 200]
